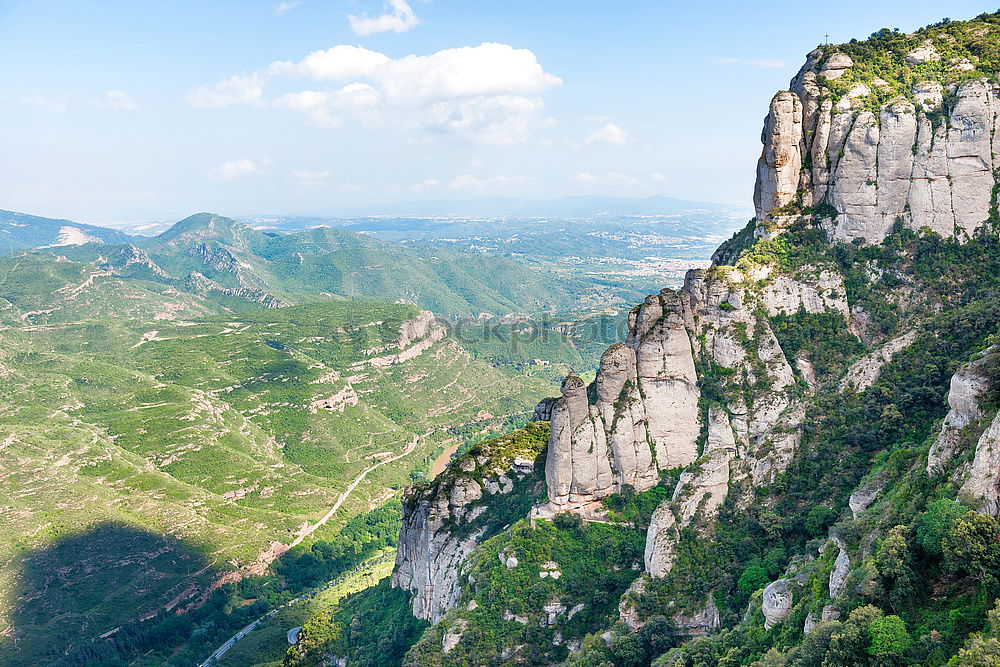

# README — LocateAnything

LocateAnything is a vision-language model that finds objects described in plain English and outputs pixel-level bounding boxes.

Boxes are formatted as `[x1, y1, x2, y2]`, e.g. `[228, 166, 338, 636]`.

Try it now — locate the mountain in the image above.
[277, 12, 1000, 667]
[0, 266, 586, 665]
[0, 209, 132, 252]
[152, 211, 266, 251]
[306, 195, 740, 219]
[28, 211, 648, 318]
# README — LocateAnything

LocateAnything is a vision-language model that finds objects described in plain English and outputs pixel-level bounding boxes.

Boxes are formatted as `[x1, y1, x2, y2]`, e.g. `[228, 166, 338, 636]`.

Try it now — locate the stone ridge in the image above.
[539, 255, 847, 577]
[755, 13, 1000, 244]
[392, 423, 548, 623]
[541, 290, 700, 514]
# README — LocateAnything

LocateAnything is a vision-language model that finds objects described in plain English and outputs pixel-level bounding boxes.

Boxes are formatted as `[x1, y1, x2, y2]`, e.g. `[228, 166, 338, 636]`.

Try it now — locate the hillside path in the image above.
[287, 434, 418, 550]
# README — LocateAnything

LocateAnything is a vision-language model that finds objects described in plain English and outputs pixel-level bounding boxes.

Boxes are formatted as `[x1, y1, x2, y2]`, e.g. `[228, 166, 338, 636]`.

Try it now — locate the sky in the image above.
[1, 0, 998, 223]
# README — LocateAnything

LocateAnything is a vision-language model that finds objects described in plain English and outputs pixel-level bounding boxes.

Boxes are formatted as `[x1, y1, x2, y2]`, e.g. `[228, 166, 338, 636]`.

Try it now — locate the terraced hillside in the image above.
[0, 251, 567, 664]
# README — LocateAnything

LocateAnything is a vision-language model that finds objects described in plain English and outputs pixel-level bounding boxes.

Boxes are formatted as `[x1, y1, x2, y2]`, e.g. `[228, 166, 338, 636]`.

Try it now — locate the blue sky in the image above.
[1, 0, 997, 223]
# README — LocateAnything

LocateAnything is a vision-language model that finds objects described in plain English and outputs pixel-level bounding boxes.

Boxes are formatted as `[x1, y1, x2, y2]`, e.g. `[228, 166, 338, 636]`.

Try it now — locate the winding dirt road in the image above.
[287, 434, 418, 549]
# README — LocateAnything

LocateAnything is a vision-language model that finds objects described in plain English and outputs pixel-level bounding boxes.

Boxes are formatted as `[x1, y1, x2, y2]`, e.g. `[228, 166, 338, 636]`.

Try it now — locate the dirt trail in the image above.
[287, 434, 418, 550]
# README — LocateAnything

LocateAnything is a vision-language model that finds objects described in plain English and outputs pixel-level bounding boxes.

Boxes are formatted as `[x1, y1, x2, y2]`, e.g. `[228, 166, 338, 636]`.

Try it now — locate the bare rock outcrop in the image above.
[756, 52, 1000, 244]
[762, 579, 795, 629]
[927, 355, 993, 473]
[393, 425, 547, 623]
[960, 412, 1000, 515]
[840, 330, 917, 392]
[829, 547, 851, 599]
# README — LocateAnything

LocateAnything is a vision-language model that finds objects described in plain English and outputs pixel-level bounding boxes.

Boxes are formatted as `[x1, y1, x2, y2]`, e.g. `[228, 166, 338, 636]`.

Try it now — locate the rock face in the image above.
[762, 579, 795, 629]
[543, 291, 702, 512]
[393, 425, 547, 623]
[927, 354, 993, 473]
[960, 412, 1000, 515]
[829, 547, 851, 599]
[756, 52, 1000, 244]
[543, 262, 820, 577]
[393, 477, 485, 624]
[840, 331, 917, 392]
[673, 596, 721, 636]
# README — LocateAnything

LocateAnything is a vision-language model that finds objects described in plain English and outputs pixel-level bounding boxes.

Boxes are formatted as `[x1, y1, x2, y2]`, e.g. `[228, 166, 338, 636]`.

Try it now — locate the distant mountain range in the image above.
[0, 209, 657, 318]
[0, 209, 132, 250]
[304, 195, 746, 219]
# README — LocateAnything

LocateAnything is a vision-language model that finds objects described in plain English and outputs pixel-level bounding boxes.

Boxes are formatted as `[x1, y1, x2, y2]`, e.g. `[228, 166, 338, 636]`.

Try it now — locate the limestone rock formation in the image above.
[673, 597, 721, 636]
[762, 579, 795, 629]
[393, 477, 485, 624]
[840, 331, 918, 392]
[755, 52, 1000, 244]
[393, 426, 546, 623]
[829, 547, 851, 599]
[848, 479, 884, 518]
[927, 355, 993, 473]
[960, 412, 1000, 515]
[543, 259, 822, 578]
[543, 291, 703, 512]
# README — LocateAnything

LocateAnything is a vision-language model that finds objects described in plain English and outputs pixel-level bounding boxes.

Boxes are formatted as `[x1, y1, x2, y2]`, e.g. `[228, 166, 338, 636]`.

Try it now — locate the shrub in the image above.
[868, 615, 912, 656]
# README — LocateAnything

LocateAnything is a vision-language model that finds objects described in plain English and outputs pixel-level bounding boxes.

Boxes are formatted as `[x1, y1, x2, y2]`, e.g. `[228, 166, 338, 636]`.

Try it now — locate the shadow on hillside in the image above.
[1, 522, 218, 667]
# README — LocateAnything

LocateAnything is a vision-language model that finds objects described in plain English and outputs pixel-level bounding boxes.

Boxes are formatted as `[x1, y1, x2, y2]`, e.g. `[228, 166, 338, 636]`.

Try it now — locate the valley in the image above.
[0, 204, 734, 665]
[11, 5, 1000, 667]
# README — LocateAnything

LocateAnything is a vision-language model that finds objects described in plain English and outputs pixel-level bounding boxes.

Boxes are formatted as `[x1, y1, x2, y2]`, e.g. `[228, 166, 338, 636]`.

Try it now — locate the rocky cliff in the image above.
[540, 14, 1000, 590]
[392, 423, 548, 623]
[756, 29, 1000, 244]
[385, 13, 1000, 666]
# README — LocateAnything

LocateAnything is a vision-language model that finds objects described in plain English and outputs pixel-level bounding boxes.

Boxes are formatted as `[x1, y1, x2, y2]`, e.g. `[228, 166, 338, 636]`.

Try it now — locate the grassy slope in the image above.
[0, 287, 559, 664]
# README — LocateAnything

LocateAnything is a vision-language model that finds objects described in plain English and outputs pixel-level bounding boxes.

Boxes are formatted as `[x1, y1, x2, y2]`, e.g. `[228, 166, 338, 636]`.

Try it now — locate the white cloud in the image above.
[712, 57, 788, 68]
[273, 90, 345, 128]
[585, 122, 630, 146]
[571, 172, 639, 185]
[95, 90, 138, 111]
[449, 174, 535, 189]
[209, 159, 263, 181]
[291, 169, 331, 187]
[186, 74, 264, 108]
[348, 0, 420, 36]
[274, 2, 300, 15]
[190, 42, 561, 143]
[20, 95, 68, 112]
[407, 178, 440, 191]
[269, 45, 390, 81]
[649, 172, 667, 183]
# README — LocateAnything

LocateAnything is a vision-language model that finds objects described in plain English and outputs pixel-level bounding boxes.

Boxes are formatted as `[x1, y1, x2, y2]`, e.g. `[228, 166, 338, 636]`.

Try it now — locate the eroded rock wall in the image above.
[756, 53, 1000, 244]
[393, 426, 546, 622]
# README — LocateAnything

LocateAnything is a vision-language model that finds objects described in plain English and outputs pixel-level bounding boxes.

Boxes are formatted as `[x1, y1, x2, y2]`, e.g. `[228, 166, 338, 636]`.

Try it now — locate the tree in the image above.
[868, 615, 912, 656]
[805, 505, 836, 537]
[917, 499, 968, 556]
[738, 565, 770, 597]
[823, 605, 883, 667]
[607, 633, 645, 667]
[952, 635, 1000, 666]
[791, 621, 841, 667]
[638, 615, 679, 657]
[553, 511, 584, 531]
[876, 526, 916, 611]
[943, 512, 1000, 585]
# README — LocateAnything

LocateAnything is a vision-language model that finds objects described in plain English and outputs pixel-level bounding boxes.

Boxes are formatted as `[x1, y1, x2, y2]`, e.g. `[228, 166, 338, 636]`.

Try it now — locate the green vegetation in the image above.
[0, 266, 562, 665]
[816, 14, 1000, 111]
[771, 309, 866, 379]
[405, 518, 647, 665]
[8, 502, 401, 667]
[284, 578, 428, 667]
